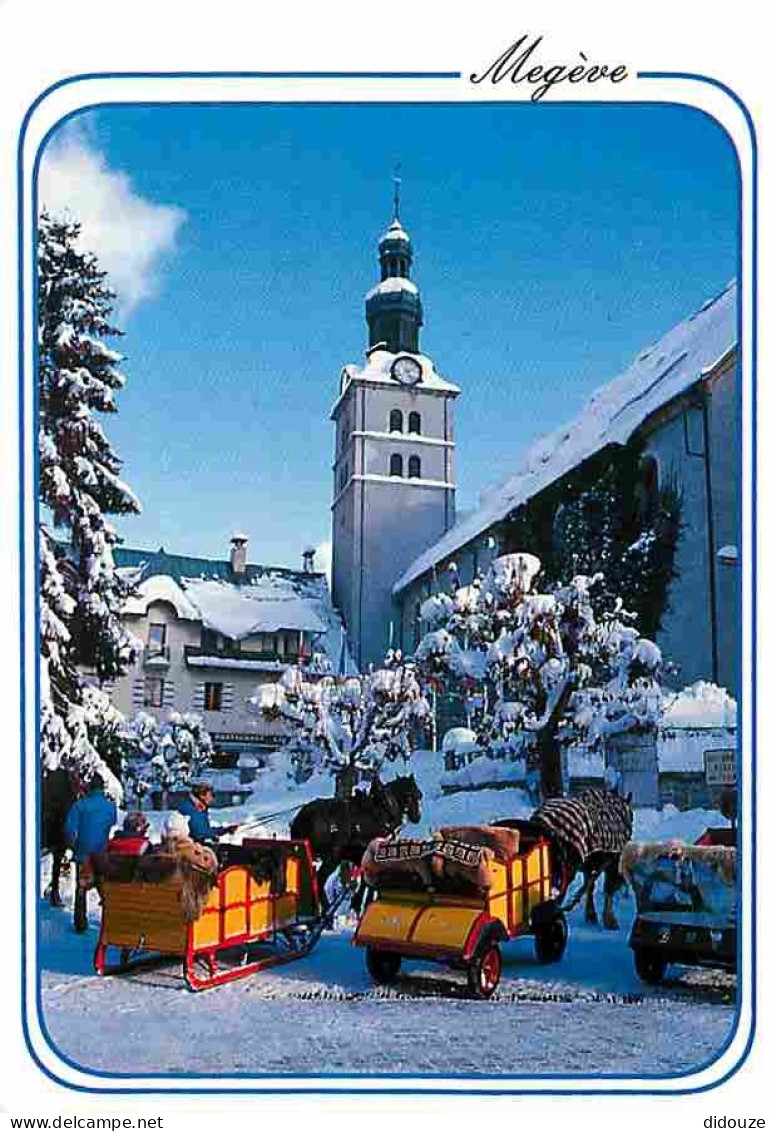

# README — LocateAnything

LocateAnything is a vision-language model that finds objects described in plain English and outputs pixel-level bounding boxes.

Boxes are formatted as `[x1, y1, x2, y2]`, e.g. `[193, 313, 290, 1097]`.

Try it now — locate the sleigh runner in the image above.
[354, 822, 568, 998]
[94, 838, 329, 990]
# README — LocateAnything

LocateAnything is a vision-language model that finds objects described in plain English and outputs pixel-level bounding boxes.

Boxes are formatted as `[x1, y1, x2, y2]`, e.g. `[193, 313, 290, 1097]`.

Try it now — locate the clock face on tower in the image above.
[391, 355, 422, 386]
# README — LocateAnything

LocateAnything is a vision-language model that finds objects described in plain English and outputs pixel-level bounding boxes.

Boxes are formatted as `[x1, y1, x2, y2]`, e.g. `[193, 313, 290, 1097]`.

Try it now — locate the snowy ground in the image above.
[38, 750, 736, 1079]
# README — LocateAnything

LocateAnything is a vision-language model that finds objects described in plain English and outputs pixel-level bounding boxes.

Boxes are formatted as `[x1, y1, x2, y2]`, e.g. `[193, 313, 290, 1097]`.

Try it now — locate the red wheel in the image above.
[467, 941, 502, 999]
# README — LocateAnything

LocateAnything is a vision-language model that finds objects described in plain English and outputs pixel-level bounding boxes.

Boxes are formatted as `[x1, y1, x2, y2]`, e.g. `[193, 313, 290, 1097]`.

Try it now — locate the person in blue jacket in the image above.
[176, 782, 236, 844]
[63, 774, 117, 932]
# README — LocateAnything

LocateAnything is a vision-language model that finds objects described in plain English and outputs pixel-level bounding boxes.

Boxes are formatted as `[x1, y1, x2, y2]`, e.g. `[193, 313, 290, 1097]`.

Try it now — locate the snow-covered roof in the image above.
[116, 545, 356, 672]
[123, 574, 200, 621]
[380, 219, 410, 245]
[394, 281, 737, 594]
[182, 576, 328, 638]
[365, 277, 419, 301]
[333, 349, 460, 415]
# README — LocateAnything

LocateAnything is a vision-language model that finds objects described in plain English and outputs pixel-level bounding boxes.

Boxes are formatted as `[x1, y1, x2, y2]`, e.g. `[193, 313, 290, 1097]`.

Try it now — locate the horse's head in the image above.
[390, 773, 423, 824]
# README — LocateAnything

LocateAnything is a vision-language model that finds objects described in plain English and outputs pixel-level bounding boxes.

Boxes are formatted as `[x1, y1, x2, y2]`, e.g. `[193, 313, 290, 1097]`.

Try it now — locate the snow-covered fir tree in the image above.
[416, 551, 663, 798]
[38, 212, 141, 787]
[250, 657, 431, 787]
[122, 712, 214, 805]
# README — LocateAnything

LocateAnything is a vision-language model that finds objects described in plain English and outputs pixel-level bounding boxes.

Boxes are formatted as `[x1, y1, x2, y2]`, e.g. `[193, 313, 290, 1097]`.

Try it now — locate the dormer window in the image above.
[147, 622, 167, 656]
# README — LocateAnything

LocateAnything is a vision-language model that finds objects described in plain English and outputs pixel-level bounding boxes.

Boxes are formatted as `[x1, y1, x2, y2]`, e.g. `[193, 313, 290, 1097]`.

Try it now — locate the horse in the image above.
[41, 767, 79, 907]
[529, 787, 634, 930]
[289, 773, 423, 910]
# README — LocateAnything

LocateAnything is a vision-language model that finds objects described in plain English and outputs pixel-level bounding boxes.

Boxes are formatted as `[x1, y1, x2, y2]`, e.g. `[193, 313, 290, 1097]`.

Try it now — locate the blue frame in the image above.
[18, 69, 756, 1094]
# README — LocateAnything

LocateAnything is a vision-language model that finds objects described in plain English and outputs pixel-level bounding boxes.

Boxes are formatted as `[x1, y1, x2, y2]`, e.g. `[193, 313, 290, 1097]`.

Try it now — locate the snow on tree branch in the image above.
[415, 552, 663, 795]
[249, 656, 431, 784]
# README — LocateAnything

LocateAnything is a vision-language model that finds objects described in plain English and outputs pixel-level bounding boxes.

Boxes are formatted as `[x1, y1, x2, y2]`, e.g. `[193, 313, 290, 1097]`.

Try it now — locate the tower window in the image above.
[408, 455, 421, 479]
[389, 409, 403, 433]
[408, 411, 421, 435]
[390, 453, 403, 477]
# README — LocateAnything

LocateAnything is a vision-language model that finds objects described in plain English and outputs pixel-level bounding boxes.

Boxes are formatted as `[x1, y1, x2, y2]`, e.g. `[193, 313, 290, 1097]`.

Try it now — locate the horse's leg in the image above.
[49, 851, 63, 907]
[562, 869, 590, 914]
[584, 864, 600, 925]
[316, 856, 337, 919]
[602, 860, 624, 931]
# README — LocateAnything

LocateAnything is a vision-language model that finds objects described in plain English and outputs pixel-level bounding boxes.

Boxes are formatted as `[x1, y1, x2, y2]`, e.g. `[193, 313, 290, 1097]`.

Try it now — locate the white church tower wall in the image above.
[331, 195, 459, 670]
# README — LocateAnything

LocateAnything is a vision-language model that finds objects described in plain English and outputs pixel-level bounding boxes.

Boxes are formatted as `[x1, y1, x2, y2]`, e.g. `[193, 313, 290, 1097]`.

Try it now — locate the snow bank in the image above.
[661, 681, 737, 729]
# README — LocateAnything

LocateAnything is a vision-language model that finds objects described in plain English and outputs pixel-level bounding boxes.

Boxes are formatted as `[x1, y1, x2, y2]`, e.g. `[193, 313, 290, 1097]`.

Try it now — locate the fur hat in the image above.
[163, 811, 190, 840]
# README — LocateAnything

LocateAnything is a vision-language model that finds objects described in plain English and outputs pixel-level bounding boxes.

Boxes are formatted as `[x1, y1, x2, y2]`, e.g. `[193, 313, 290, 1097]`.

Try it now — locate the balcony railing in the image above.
[184, 644, 301, 670]
[143, 643, 171, 668]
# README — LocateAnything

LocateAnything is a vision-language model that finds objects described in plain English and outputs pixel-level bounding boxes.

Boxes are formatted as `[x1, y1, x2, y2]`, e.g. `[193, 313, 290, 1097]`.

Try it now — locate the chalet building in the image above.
[109, 536, 352, 756]
[392, 281, 740, 700]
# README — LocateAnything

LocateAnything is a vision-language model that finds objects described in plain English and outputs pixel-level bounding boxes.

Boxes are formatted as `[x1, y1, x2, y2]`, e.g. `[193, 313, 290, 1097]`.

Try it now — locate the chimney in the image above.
[230, 533, 248, 577]
[302, 547, 315, 574]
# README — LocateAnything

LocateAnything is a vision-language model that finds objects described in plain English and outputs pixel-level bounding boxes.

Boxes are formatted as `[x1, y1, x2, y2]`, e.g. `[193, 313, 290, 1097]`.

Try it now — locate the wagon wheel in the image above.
[366, 947, 402, 985]
[534, 911, 568, 964]
[633, 947, 667, 985]
[467, 942, 502, 999]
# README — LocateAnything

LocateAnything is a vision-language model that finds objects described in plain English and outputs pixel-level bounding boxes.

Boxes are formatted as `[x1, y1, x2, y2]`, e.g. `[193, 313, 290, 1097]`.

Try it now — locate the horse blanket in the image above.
[531, 789, 633, 864]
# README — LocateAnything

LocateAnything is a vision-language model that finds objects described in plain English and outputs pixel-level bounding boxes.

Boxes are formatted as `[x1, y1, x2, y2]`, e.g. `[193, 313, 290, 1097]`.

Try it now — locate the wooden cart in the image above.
[94, 838, 325, 991]
[354, 823, 568, 998]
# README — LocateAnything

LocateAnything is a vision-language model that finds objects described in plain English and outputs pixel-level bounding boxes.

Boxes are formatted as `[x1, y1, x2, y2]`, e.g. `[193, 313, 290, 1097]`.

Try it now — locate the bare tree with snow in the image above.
[122, 712, 214, 806]
[251, 656, 431, 789]
[416, 552, 663, 798]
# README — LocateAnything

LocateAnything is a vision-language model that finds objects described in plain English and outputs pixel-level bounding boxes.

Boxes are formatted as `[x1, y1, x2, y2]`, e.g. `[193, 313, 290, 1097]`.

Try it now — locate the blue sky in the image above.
[41, 102, 739, 570]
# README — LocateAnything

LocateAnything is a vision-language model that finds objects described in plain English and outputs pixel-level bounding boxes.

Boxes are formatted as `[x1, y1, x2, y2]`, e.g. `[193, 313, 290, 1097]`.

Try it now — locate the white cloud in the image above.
[314, 540, 332, 586]
[38, 121, 186, 317]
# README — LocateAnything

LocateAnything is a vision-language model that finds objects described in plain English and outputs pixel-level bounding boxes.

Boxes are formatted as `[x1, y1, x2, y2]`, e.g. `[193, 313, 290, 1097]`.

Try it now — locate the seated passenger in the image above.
[107, 811, 152, 857]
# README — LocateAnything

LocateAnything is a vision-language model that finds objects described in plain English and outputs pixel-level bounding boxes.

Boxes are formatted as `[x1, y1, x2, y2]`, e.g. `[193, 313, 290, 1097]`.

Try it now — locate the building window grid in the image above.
[143, 676, 164, 708]
[204, 682, 223, 712]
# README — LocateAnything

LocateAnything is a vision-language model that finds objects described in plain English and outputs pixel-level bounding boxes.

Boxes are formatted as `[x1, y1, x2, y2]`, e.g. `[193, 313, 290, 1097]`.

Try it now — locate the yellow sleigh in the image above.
[94, 839, 323, 990]
[354, 822, 568, 998]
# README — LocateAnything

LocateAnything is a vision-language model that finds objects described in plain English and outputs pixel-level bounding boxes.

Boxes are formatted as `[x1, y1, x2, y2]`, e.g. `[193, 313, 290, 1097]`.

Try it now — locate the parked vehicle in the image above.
[621, 841, 736, 984]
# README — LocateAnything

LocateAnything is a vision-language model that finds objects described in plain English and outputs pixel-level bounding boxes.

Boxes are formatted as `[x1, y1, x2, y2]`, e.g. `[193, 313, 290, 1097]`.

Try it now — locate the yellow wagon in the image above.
[354, 821, 568, 998]
[94, 838, 323, 990]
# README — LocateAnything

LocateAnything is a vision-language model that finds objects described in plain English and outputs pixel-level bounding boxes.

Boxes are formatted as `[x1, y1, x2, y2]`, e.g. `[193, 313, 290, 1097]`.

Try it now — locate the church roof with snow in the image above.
[393, 280, 738, 595]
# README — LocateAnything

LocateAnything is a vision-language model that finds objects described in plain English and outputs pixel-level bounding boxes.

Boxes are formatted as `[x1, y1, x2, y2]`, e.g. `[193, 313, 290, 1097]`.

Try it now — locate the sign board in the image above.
[704, 748, 736, 786]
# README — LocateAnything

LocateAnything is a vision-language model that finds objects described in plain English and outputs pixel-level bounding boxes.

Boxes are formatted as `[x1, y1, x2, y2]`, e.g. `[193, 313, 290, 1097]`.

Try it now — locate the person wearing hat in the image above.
[175, 782, 237, 844]
[107, 811, 152, 857]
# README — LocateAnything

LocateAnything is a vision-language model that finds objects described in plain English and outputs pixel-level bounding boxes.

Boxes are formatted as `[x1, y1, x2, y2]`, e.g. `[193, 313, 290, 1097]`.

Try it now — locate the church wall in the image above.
[706, 356, 741, 698]
[358, 480, 454, 668]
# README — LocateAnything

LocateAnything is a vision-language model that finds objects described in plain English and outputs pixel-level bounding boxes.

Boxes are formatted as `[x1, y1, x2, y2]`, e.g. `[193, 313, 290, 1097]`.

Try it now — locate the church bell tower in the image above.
[330, 181, 459, 670]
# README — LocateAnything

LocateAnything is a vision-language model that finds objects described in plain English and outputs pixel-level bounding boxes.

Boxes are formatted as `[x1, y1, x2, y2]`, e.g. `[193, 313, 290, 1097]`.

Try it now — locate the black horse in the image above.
[289, 773, 423, 907]
[41, 767, 78, 907]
